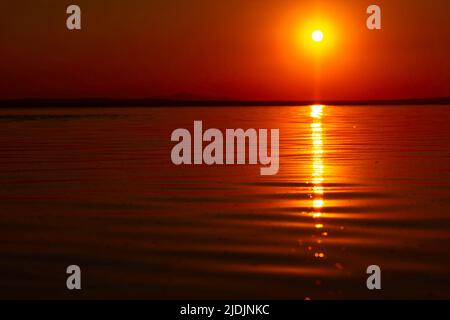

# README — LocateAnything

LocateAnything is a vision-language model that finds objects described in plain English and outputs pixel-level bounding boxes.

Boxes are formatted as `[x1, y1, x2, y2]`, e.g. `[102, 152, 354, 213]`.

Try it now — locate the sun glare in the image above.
[312, 30, 324, 42]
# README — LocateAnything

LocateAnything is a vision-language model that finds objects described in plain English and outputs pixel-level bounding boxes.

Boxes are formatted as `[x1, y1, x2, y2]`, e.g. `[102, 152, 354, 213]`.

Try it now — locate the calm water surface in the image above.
[0, 105, 449, 299]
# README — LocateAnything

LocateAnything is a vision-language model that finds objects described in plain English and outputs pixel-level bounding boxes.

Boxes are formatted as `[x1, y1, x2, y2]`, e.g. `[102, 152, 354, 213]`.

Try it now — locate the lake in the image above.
[0, 105, 449, 299]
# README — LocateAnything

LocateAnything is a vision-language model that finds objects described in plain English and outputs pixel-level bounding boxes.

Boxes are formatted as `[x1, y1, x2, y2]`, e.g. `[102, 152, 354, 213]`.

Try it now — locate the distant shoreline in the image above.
[0, 97, 449, 108]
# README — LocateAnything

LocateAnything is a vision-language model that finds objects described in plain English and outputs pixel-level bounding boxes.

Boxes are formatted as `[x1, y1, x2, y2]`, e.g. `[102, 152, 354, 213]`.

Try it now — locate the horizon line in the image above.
[0, 96, 449, 107]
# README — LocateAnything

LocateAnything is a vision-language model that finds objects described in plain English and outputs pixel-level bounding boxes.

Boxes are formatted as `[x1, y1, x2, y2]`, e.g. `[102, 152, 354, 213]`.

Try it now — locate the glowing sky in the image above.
[1, 0, 449, 100]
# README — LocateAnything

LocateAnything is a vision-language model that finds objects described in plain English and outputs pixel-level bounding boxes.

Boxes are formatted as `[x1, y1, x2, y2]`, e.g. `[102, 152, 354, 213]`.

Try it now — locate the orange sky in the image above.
[1, 0, 449, 100]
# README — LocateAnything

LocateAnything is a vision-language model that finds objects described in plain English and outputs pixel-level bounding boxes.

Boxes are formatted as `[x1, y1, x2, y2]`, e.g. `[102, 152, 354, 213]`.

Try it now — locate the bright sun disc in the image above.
[312, 30, 324, 42]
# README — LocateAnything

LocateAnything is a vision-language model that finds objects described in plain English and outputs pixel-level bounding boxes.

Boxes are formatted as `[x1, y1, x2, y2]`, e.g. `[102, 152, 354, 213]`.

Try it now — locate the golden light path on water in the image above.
[310, 105, 326, 260]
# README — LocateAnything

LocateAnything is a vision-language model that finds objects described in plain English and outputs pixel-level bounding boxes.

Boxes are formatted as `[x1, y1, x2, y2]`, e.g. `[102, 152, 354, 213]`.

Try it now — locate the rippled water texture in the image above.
[0, 105, 449, 299]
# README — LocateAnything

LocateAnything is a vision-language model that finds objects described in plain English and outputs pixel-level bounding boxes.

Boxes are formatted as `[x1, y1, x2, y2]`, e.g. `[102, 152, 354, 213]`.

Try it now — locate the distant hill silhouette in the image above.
[0, 96, 449, 108]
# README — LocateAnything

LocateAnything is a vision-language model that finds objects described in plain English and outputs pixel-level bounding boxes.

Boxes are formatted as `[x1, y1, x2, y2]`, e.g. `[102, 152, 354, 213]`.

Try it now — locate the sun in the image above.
[312, 30, 324, 42]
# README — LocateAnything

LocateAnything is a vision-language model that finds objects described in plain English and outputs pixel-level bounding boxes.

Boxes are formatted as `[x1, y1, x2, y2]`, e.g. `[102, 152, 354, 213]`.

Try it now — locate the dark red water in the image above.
[1, 105, 449, 299]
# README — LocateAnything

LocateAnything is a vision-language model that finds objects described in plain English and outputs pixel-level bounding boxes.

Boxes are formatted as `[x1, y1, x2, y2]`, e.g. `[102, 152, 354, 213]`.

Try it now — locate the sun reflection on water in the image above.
[309, 105, 327, 260]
